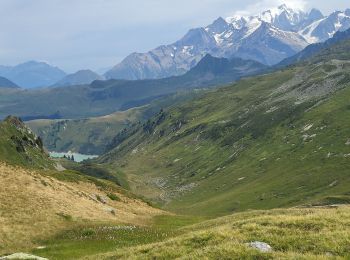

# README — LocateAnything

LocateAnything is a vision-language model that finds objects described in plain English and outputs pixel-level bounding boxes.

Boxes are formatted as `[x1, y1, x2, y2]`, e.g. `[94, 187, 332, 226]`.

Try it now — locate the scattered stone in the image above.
[346, 139, 350, 145]
[303, 124, 313, 132]
[247, 241, 273, 252]
[0, 253, 48, 260]
[238, 177, 246, 181]
[329, 180, 338, 187]
[96, 194, 108, 204]
[302, 133, 316, 141]
[265, 106, 278, 113]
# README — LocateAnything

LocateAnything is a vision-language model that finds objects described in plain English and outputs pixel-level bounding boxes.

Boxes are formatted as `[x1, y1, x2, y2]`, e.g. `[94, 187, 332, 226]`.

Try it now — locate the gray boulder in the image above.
[247, 241, 273, 252]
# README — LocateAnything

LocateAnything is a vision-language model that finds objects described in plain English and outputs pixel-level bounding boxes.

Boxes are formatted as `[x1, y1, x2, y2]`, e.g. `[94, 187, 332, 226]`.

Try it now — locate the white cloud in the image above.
[233, 0, 308, 17]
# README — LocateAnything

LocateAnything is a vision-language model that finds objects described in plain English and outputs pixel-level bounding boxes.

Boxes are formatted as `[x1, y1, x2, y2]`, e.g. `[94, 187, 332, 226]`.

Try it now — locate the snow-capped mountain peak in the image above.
[105, 5, 350, 80]
[263, 4, 308, 29]
[259, 4, 305, 23]
[300, 10, 350, 43]
[206, 17, 229, 34]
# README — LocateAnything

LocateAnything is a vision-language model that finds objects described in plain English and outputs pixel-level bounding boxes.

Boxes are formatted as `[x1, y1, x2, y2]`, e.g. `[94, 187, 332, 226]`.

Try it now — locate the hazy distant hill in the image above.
[0, 61, 66, 88]
[0, 76, 19, 89]
[0, 55, 266, 120]
[53, 69, 104, 87]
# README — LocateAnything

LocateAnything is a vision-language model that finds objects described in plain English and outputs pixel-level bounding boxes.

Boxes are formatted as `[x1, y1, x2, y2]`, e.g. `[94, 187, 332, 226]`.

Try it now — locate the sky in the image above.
[0, 0, 349, 73]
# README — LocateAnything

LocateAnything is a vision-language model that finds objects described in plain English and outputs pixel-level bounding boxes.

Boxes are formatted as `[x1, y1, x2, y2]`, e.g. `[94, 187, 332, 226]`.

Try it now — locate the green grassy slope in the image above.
[27, 90, 204, 155]
[0, 116, 54, 169]
[88, 206, 350, 259]
[27, 107, 144, 155]
[98, 41, 350, 216]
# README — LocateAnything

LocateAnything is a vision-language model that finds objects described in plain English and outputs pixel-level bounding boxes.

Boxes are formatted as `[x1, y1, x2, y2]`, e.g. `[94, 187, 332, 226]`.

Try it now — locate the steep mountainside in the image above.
[28, 107, 147, 155]
[278, 28, 350, 67]
[105, 5, 350, 80]
[0, 76, 19, 89]
[0, 61, 66, 88]
[0, 116, 53, 169]
[98, 39, 350, 216]
[299, 9, 350, 43]
[0, 55, 266, 120]
[53, 69, 104, 87]
[27, 90, 201, 155]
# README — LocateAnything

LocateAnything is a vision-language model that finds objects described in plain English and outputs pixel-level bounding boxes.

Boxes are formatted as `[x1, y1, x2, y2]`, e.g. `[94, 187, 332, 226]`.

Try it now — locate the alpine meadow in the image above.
[1, 1, 350, 259]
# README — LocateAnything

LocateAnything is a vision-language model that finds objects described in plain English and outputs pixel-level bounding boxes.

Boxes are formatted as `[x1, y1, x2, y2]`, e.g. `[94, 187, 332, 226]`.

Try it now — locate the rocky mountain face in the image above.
[105, 4, 350, 80]
[278, 27, 350, 67]
[0, 61, 67, 88]
[53, 69, 104, 87]
[300, 9, 350, 43]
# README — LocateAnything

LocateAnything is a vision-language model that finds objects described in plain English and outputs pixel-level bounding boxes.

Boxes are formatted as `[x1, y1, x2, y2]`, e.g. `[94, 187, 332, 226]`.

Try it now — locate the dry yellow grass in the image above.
[0, 162, 163, 254]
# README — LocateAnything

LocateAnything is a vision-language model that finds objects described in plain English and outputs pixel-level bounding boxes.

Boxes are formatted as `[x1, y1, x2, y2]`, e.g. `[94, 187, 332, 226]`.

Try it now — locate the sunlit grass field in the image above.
[86, 206, 350, 259]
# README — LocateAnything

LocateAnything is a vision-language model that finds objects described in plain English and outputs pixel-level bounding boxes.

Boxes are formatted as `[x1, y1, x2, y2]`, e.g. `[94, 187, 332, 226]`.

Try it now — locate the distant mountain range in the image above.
[0, 76, 18, 89]
[0, 61, 67, 88]
[2, 24, 350, 120]
[0, 55, 266, 120]
[2, 5, 349, 88]
[0, 61, 105, 89]
[53, 69, 104, 87]
[105, 4, 350, 80]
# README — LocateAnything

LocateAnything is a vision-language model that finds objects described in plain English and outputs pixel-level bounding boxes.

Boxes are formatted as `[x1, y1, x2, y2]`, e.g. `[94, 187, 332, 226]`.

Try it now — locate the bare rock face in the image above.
[4, 116, 26, 130]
